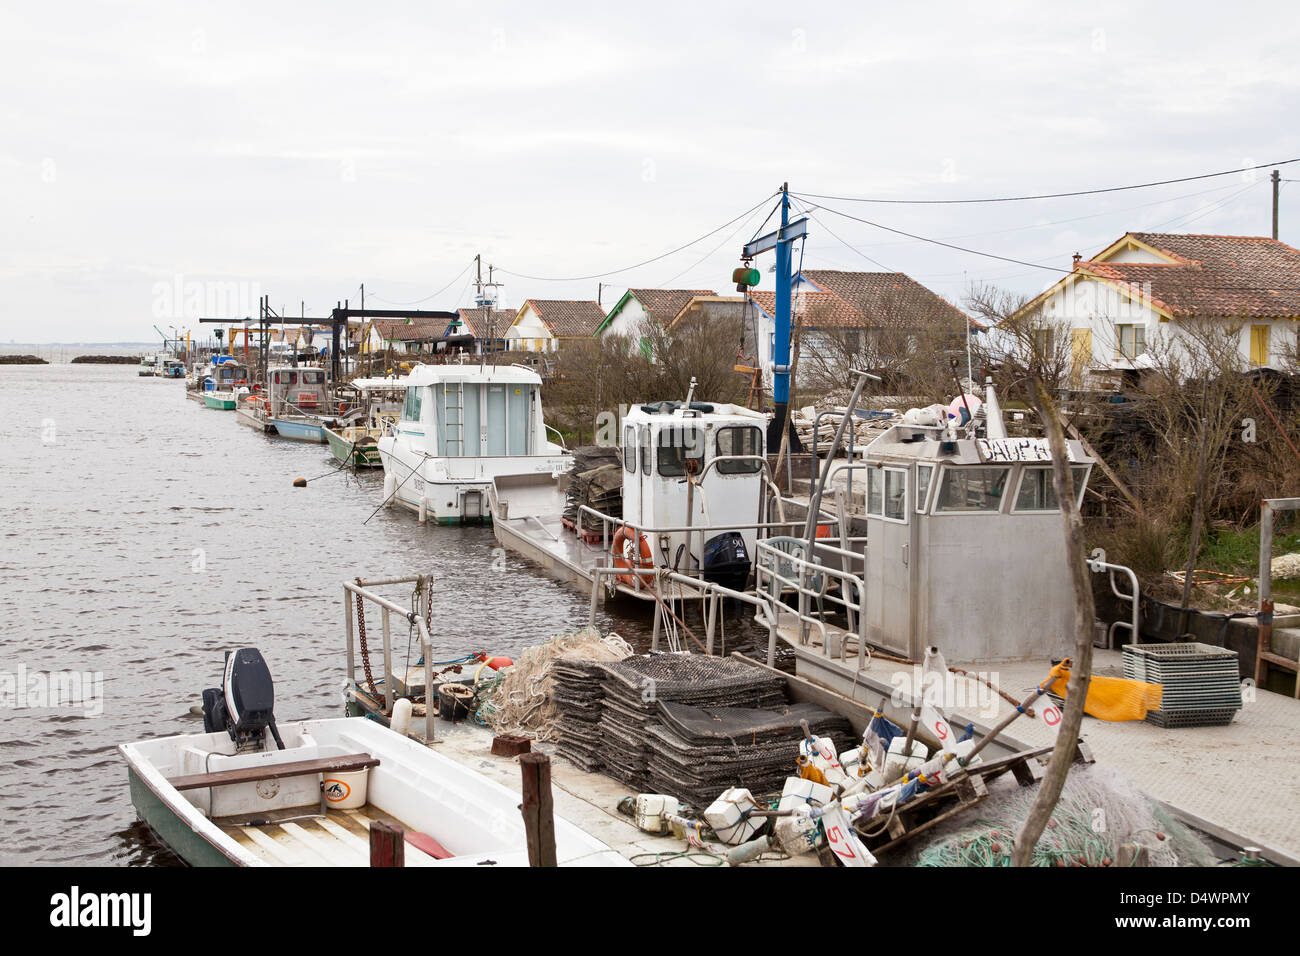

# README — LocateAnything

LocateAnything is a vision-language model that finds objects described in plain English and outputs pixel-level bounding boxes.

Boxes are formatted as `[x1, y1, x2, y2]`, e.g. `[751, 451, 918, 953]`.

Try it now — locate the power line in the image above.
[369, 258, 476, 306]
[808, 201, 1071, 274]
[497, 193, 779, 282]
[658, 201, 773, 288]
[795, 158, 1300, 205]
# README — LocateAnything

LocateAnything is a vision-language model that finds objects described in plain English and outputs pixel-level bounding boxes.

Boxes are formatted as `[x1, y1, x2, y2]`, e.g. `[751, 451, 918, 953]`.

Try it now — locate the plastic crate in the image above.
[1123, 642, 1242, 728]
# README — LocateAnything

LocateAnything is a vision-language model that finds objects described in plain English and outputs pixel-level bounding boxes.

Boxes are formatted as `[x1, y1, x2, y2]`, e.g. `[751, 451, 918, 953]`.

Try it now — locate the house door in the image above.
[1070, 329, 1093, 386]
[1250, 325, 1270, 367]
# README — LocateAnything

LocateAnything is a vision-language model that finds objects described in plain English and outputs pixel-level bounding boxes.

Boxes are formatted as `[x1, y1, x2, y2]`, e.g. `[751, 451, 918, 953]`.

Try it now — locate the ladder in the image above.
[443, 382, 465, 455]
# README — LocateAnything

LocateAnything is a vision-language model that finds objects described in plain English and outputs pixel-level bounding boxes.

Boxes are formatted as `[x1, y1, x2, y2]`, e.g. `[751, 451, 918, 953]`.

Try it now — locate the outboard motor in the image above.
[202, 648, 286, 752]
[701, 532, 752, 593]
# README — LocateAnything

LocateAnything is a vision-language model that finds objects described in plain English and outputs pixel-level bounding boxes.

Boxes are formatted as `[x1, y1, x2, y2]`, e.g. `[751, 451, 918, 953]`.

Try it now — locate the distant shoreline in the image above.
[0, 354, 49, 365]
[70, 355, 143, 365]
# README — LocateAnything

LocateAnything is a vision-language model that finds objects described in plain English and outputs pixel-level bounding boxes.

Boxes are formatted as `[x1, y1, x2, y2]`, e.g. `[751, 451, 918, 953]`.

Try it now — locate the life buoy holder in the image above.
[612, 526, 654, 589]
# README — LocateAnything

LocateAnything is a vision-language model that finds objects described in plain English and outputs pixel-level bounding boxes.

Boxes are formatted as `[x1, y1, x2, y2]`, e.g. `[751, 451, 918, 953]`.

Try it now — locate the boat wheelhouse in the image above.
[378, 364, 570, 524]
[202, 361, 249, 409]
[246, 365, 333, 442]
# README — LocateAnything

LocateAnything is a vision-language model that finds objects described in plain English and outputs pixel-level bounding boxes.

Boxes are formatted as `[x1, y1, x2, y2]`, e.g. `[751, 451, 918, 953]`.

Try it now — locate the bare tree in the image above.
[964, 282, 1096, 868]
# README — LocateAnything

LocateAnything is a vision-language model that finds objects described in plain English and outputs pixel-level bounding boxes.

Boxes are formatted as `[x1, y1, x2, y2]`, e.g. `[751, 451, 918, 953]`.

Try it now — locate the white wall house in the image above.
[507, 299, 606, 353]
[746, 270, 974, 385]
[595, 288, 716, 357]
[1016, 233, 1300, 381]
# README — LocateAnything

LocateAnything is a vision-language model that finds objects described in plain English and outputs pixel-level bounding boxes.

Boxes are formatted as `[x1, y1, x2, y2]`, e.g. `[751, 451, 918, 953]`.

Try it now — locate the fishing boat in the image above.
[195, 357, 250, 409]
[268, 365, 332, 443]
[160, 358, 186, 379]
[138, 354, 158, 377]
[377, 363, 570, 524]
[118, 647, 628, 867]
[489, 388, 817, 602]
[323, 377, 404, 467]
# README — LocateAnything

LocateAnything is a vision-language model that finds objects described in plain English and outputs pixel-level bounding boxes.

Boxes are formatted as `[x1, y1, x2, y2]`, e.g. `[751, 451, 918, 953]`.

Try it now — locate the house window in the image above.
[716, 426, 763, 474]
[1031, 327, 1056, 356]
[657, 426, 705, 478]
[844, 331, 861, 353]
[1013, 466, 1091, 512]
[1117, 324, 1146, 360]
[933, 467, 1010, 513]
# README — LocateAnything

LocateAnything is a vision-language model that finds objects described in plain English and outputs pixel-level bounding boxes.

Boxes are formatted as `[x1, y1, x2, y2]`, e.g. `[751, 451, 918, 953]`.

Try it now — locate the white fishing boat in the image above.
[118, 648, 628, 867]
[377, 363, 570, 524]
[490, 391, 819, 603]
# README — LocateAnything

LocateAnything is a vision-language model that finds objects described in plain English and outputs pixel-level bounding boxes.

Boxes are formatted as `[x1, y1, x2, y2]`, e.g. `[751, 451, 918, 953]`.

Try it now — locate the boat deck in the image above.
[781, 616, 1300, 865]
[491, 475, 707, 604]
[352, 702, 818, 867]
[218, 805, 448, 867]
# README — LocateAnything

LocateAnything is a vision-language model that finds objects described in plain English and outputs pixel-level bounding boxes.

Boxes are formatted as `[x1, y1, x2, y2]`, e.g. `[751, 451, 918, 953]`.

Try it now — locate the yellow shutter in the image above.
[1071, 329, 1093, 385]
[1249, 325, 1269, 366]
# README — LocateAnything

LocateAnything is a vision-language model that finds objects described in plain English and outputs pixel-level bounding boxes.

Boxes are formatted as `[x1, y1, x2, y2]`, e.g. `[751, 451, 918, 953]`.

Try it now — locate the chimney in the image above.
[1072, 252, 1082, 270]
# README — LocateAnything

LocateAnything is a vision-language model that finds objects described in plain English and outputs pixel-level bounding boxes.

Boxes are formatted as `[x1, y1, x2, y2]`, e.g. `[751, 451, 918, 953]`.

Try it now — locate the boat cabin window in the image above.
[715, 426, 763, 474]
[639, 426, 651, 474]
[1012, 465, 1090, 513]
[273, 370, 297, 385]
[402, 385, 423, 423]
[623, 425, 637, 474]
[933, 466, 1010, 513]
[657, 426, 705, 478]
[867, 466, 909, 522]
[916, 464, 934, 513]
[301, 369, 323, 385]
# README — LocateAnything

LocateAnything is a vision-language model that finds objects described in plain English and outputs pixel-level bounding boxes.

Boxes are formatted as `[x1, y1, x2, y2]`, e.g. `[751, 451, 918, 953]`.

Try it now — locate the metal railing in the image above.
[1087, 556, 1139, 649]
[343, 575, 435, 743]
[754, 538, 869, 666]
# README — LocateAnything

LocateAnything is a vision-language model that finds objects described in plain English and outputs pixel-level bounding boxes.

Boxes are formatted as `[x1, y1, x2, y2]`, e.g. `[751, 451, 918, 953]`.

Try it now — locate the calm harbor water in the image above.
[0, 361, 716, 866]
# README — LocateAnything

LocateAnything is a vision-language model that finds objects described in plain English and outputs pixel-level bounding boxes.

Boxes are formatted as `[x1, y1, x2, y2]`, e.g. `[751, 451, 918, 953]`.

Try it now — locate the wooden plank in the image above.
[168, 753, 378, 791]
[370, 820, 405, 867]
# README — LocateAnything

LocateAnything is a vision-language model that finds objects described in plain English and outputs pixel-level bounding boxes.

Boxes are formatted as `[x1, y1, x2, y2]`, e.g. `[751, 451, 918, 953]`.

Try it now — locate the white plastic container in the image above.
[634, 794, 680, 834]
[703, 788, 762, 845]
[882, 736, 927, 784]
[320, 769, 369, 810]
[778, 775, 833, 812]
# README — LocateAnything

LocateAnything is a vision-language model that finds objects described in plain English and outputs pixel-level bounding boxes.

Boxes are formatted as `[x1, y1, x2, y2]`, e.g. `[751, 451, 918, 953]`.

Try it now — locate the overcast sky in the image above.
[4, 1, 1299, 343]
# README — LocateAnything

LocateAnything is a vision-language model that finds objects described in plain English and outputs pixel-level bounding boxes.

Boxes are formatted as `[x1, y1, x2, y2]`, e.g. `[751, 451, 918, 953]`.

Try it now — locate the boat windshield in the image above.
[933, 466, 1010, 513]
[657, 426, 705, 477]
[1013, 465, 1090, 512]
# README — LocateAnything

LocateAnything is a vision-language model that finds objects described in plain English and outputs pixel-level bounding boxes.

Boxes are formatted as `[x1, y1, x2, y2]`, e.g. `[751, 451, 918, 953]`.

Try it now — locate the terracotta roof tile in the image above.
[747, 271, 975, 329]
[1080, 234, 1300, 319]
[627, 289, 715, 327]
[521, 299, 607, 337]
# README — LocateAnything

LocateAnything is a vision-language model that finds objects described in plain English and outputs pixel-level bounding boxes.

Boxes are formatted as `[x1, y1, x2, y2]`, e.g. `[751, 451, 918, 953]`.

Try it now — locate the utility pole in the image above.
[1272, 169, 1280, 240]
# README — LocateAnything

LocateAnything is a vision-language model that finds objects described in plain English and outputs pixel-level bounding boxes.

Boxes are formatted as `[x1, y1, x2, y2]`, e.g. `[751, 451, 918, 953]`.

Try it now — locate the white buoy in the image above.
[382, 472, 395, 506]
[418, 496, 427, 524]
[390, 698, 413, 737]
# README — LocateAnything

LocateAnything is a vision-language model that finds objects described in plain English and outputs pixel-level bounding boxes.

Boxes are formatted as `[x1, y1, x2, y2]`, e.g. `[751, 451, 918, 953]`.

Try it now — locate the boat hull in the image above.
[127, 768, 239, 867]
[272, 418, 327, 443]
[236, 405, 276, 433]
[203, 394, 237, 410]
[325, 426, 383, 467]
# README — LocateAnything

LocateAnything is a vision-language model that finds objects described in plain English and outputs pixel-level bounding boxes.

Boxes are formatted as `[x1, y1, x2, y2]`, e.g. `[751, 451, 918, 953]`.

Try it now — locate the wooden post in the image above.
[519, 752, 557, 867]
[370, 820, 405, 867]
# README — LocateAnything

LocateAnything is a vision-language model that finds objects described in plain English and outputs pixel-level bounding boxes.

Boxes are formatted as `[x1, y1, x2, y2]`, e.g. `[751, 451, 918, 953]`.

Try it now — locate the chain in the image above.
[354, 577, 384, 707]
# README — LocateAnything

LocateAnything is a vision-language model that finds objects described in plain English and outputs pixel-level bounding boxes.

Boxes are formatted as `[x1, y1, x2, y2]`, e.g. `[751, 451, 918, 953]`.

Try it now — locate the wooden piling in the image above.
[519, 752, 557, 867]
[370, 820, 405, 867]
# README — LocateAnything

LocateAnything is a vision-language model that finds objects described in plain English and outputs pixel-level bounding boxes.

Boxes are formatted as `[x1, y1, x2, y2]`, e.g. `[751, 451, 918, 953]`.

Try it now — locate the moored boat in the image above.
[119, 647, 628, 867]
[377, 363, 570, 524]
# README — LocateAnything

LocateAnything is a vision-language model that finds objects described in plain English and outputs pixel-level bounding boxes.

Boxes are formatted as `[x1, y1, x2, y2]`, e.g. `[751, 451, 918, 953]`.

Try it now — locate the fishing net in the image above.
[476, 629, 633, 741]
[910, 764, 1215, 868]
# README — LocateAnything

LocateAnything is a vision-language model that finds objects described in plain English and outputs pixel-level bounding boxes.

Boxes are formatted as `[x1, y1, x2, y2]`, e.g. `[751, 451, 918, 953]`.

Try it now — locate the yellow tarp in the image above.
[1050, 668, 1163, 722]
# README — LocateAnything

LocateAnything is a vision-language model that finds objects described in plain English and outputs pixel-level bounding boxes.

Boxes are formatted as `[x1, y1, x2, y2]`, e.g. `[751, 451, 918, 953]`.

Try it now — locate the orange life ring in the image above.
[612, 526, 654, 589]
